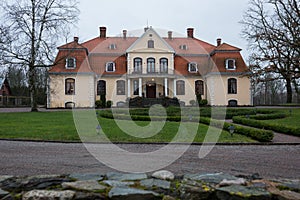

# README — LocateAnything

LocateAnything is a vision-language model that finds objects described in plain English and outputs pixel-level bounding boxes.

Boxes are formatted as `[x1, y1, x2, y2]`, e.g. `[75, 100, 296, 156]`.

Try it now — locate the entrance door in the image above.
[146, 82, 156, 98]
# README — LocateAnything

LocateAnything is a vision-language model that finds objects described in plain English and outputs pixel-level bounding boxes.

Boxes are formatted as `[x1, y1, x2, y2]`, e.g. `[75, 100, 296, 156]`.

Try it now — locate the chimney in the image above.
[187, 28, 194, 38]
[217, 38, 222, 46]
[168, 31, 173, 39]
[100, 27, 107, 38]
[74, 37, 79, 43]
[123, 30, 127, 39]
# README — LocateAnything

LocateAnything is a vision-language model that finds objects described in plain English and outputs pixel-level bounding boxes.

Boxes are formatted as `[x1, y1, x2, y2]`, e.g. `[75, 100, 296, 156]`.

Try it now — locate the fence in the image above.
[0, 96, 31, 107]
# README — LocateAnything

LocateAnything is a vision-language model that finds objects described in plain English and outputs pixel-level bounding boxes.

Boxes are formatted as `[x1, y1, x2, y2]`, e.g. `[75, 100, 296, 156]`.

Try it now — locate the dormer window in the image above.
[148, 40, 154, 48]
[179, 45, 188, 50]
[226, 59, 236, 70]
[106, 62, 116, 72]
[66, 58, 76, 69]
[109, 44, 117, 50]
[188, 62, 198, 73]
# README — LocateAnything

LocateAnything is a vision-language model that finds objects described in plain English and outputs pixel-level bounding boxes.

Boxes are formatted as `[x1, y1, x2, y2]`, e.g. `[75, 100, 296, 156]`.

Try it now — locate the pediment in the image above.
[127, 27, 175, 53]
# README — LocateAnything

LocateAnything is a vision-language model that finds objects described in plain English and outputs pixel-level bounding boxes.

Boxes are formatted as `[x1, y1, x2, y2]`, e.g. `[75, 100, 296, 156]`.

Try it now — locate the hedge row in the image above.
[200, 117, 274, 142]
[249, 113, 286, 120]
[99, 111, 274, 142]
[232, 116, 300, 137]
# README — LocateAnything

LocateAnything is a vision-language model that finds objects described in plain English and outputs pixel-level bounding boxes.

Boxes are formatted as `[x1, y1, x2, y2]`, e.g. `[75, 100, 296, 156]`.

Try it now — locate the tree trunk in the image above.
[286, 78, 293, 104]
[29, 66, 38, 112]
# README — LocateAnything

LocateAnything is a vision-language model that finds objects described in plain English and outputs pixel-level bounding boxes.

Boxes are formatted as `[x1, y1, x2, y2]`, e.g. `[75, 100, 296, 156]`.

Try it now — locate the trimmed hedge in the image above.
[232, 116, 300, 137]
[200, 117, 274, 142]
[98, 110, 274, 142]
[249, 113, 286, 120]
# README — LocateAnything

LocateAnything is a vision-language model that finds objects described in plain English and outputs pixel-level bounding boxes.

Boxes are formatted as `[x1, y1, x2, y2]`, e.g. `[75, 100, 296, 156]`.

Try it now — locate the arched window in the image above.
[65, 102, 75, 108]
[228, 100, 238, 107]
[176, 80, 185, 95]
[160, 58, 168, 73]
[147, 58, 155, 73]
[195, 80, 204, 95]
[65, 78, 75, 95]
[97, 80, 106, 95]
[134, 58, 142, 73]
[148, 40, 154, 48]
[116, 80, 125, 95]
[228, 78, 237, 94]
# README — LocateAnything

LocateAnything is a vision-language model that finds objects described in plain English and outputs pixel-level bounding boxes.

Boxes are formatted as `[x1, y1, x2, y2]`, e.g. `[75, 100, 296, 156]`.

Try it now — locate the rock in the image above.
[108, 187, 161, 200]
[162, 195, 176, 200]
[179, 183, 214, 200]
[0, 176, 13, 183]
[106, 172, 147, 181]
[0, 175, 71, 192]
[22, 190, 75, 200]
[74, 191, 106, 200]
[216, 185, 271, 200]
[102, 180, 135, 187]
[69, 173, 104, 181]
[184, 172, 238, 185]
[0, 188, 9, 198]
[62, 180, 106, 192]
[152, 170, 175, 181]
[140, 179, 171, 190]
[219, 178, 247, 186]
[271, 190, 300, 200]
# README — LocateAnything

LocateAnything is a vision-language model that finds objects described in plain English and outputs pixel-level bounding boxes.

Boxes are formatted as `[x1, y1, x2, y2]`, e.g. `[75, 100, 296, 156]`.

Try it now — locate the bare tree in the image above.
[0, 0, 79, 111]
[241, 0, 300, 103]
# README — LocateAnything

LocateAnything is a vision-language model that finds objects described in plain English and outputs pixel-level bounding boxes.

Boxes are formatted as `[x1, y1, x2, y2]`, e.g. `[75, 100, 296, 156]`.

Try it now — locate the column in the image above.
[139, 78, 142, 97]
[173, 79, 177, 97]
[127, 79, 131, 98]
[164, 78, 168, 96]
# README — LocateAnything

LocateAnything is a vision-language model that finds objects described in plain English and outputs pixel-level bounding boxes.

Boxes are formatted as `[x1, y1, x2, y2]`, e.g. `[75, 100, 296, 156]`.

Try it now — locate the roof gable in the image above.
[127, 27, 175, 53]
[215, 43, 241, 52]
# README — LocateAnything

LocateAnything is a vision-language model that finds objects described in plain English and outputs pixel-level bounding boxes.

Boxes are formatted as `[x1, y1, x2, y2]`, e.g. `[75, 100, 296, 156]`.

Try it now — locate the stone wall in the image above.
[0, 171, 299, 200]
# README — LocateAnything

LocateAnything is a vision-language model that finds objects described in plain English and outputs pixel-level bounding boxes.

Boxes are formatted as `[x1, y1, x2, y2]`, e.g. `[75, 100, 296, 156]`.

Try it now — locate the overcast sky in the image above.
[76, 0, 250, 59]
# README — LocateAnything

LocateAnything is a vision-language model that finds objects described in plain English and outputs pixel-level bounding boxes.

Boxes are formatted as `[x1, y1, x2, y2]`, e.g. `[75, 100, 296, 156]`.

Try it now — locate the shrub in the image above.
[189, 100, 196, 106]
[106, 100, 113, 108]
[100, 95, 106, 108]
[200, 117, 274, 142]
[199, 99, 208, 106]
[233, 116, 300, 137]
[95, 100, 102, 108]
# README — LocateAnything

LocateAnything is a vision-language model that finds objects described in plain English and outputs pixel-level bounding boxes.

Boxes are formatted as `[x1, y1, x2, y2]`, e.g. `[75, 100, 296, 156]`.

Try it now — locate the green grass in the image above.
[262, 108, 300, 127]
[0, 111, 256, 143]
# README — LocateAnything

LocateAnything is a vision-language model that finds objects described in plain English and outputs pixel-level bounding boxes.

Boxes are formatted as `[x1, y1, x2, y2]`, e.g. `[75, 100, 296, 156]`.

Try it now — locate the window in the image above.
[179, 45, 188, 50]
[133, 80, 139, 95]
[97, 80, 106, 95]
[117, 80, 125, 95]
[228, 78, 237, 94]
[65, 102, 75, 108]
[226, 59, 236, 70]
[160, 58, 168, 73]
[188, 62, 198, 72]
[134, 58, 142, 73]
[195, 80, 204, 95]
[228, 100, 238, 107]
[65, 78, 75, 95]
[106, 62, 115, 72]
[148, 40, 154, 48]
[176, 80, 185, 95]
[109, 44, 117, 50]
[66, 58, 76, 69]
[147, 58, 155, 73]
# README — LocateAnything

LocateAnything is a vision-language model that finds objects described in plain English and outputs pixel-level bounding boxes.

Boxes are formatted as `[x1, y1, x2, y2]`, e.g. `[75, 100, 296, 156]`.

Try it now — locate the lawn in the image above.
[0, 111, 256, 143]
[263, 108, 300, 127]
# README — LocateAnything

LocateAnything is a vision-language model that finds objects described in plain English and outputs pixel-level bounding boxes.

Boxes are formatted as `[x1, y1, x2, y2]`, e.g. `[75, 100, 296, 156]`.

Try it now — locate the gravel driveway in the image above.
[0, 140, 299, 179]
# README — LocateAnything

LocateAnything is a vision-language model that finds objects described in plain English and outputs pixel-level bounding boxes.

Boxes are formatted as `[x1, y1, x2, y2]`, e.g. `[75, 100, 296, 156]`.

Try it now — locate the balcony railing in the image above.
[128, 69, 174, 76]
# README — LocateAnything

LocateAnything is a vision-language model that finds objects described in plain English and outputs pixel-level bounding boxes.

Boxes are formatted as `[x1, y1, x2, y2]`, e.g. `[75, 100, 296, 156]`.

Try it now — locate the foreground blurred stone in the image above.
[0, 171, 299, 200]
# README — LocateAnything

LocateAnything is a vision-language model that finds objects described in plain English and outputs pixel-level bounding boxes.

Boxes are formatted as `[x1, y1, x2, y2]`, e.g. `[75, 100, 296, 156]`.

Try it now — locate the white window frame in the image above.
[106, 62, 116, 72]
[188, 62, 198, 73]
[226, 59, 236, 70]
[65, 58, 76, 69]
